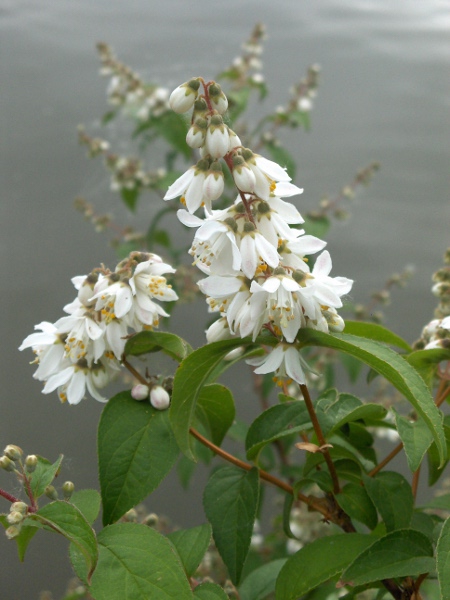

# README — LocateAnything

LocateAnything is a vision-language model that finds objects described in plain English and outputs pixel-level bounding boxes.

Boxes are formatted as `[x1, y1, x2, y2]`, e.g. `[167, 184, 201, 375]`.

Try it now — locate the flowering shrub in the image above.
[2, 25, 450, 600]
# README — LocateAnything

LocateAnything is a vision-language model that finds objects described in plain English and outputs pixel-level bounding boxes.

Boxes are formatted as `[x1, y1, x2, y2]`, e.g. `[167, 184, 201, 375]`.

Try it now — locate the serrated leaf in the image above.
[0, 515, 38, 562]
[70, 489, 101, 525]
[203, 466, 260, 585]
[124, 330, 192, 362]
[27, 454, 64, 501]
[239, 558, 288, 600]
[193, 582, 228, 599]
[246, 402, 311, 461]
[195, 384, 235, 447]
[341, 529, 434, 587]
[363, 472, 413, 532]
[167, 523, 212, 577]
[89, 523, 192, 599]
[170, 339, 256, 460]
[297, 329, 446, 465]
[343, 321, 412, 352]
[437, 515, 450, 599]
[275, 533, 375, 600]
[392, 408, 433, 472]
[316, 390, 387, 437]
[34, 501, 98, 582]
[336, 484, 378, 530]
[98, 391, 179, 525]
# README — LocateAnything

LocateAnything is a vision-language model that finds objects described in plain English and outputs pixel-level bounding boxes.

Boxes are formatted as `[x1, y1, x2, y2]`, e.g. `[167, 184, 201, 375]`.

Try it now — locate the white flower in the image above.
[205, 317, 233, 343]
[239, 223, 280, 279]
[178, 210, 241, 275]
[42, 360, 112, 405]
[306, 251, 353, 308]
[247, 343, 309, 385]
[129, 258, 178, 327]
[204, 115, 230, 159]
[19, 322, 67, 380]
[164, 164, 208, 213]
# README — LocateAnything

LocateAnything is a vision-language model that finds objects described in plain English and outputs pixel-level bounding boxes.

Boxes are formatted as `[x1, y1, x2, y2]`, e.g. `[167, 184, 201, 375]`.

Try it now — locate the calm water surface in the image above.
[2, 1, 449, 597]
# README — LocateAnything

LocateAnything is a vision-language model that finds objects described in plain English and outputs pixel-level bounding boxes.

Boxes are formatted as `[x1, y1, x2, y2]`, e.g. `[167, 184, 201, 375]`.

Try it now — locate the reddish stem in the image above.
[0, 488, 21, 505]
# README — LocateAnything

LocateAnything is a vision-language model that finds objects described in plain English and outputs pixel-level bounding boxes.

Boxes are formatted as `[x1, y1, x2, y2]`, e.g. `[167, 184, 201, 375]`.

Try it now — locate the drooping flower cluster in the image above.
[20, 253, 178, 405]
[164, 77, 353, 385]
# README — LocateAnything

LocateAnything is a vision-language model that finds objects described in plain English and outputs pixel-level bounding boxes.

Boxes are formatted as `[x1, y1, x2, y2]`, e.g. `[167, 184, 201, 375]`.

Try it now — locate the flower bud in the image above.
[228, 130, 242, 152]
[143, 512, 159, 527]
[25, 455, 38, 473]
[124, 508, 138, 522]
[45, 485, 59, 501]
[5, 525, 22, 540]
[3, 445, 23, 462]
[0, 456, 15, 472]
[206, 317, 232, 343]
[186, 118, 207, 149]
[203, 162, 224, 202]
[232, 155, 256, 192]
[169, 79, 200, 113]
[62, 481, 75, 500]
[149, 385, 170, 410]
[11, 502, 28, 515]
[208, 83, 228, 115]
[205, 115, 230, 159]
[7, 511, 24, 525]
[77, 273, 99, 307]
[131, 384, 150, 401]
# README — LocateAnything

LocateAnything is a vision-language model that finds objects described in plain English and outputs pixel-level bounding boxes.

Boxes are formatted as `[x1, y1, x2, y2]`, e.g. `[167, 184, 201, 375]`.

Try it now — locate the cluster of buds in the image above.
[97, 42, 170, 121]
[131, 376, 173, 410]
[78, 128, 167, 195]
[415, 248, 450, 351]
[163, 78, 353, 386]
[20, 253, 178, 404]
[223, 22, 266, 90]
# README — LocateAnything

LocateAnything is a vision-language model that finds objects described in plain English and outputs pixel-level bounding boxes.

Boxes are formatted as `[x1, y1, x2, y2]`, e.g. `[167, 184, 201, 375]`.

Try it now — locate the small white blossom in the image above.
[150, 385, 170, 410]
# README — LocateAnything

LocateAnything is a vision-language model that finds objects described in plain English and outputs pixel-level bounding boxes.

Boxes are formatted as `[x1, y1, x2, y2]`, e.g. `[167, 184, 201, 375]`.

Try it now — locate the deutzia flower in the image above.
[239, 221, 280, 279]
[42, 359, 114, 405]
[247, 343, 310, 385]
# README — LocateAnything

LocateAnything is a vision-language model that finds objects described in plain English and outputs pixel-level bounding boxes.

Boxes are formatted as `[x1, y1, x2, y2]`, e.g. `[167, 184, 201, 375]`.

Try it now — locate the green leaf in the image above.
[316, 390, 387, 437]
[239, 558, 288, 600]
[28, 454, 64, 501]
[406, 348, 450, 387]
[392, 408, 433, 472]
[167, 523, 212, 578]
[34, 501, 98, 582]
[154, 111, 190, 158]
[124, 330, 192, 362]
[343, 321, 412, 352]
[0, 515, 38, 562]
[98, 391, 179, 525]
[341, 529, 434, 587]
[70, 489, 101, 525]
[362, 472, 413, 532]
[89, 523, 192, 599]
[421, 494, 450, 512]
[170, 338, 256, 460]
[193, 582, 228, 600]
[195, 384, 235, 447]
[297, 329, 447, 465]
[203, 466, 260, 585]
[275, 533, 375, 600]
[410, 511, 437, 540]
[336, 484, 378, 530]
[246, 402, 311, 461]
[437, 516, 450, 599]
[266, 143, 296, 179]
[303, 215, 330, 239]
[120, 187, 139, 212]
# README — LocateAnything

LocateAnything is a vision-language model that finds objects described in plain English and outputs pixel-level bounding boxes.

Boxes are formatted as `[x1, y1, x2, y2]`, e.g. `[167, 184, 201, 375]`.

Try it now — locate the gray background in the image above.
[2, 1, 449, 597]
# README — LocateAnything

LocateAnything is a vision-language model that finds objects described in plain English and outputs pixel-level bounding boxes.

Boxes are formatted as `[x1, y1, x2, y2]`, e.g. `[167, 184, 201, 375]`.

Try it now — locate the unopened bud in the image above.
[0, 456, 15, 472]
[131, 384, 150, 401]
[45, 485, 59, 501]
[62, 481, 75, 500]
[5, 525, 21, 540]
[149, 385, 170, 410]
[11, 502, 28, 515]
[143, 513, 159, 527]
[7, 511, 24, 525]
[25, 455, 38, 473]
[124, 508, 138, 522]
[3, 445, 23, 461]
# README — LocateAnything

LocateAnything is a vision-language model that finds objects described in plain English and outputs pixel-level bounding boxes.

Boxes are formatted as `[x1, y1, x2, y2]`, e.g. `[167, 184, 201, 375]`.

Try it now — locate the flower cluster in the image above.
[20, 253, 178, 405]
[164, 78, 353, 385]
[97, 42, 170, 121]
